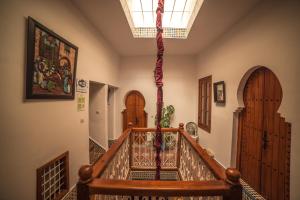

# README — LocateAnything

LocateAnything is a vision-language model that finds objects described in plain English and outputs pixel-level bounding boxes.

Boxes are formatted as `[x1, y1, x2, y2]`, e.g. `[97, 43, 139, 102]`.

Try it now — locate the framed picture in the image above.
[213, 81, 226, 103]
[26, 17, 78, 99]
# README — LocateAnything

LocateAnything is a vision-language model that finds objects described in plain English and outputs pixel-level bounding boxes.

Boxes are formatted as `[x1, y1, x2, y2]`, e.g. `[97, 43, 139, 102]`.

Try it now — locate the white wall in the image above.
[0, 0, 119, 199]
[117, 55, 197, 136]
[195, 1, 300, 199]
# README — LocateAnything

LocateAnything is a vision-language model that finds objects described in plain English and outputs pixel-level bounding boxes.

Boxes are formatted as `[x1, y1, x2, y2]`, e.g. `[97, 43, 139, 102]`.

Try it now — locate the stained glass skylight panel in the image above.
[120, 0, 204, 38]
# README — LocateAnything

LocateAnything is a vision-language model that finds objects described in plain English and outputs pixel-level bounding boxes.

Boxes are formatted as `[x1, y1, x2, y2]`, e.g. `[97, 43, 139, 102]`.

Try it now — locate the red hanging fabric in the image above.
[155, 0, 164, 180]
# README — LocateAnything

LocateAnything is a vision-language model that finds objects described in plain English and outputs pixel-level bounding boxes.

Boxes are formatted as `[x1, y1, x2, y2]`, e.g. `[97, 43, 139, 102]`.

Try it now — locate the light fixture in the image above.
[120, 0, 204, 39]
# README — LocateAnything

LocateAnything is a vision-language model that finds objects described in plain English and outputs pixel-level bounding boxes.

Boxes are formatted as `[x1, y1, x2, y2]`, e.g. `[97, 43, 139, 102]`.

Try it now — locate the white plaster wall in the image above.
[117, 55, 197, 136]
[195, 2, 300, 199]
[0, 0, 119, 199]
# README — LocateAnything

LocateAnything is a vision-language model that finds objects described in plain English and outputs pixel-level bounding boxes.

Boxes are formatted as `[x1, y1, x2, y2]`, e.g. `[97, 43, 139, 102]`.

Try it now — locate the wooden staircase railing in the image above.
[77, 123, 242, 200]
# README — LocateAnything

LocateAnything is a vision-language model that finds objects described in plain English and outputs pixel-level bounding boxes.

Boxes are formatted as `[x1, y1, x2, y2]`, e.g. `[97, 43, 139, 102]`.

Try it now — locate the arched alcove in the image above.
[236, 65, 262, 107]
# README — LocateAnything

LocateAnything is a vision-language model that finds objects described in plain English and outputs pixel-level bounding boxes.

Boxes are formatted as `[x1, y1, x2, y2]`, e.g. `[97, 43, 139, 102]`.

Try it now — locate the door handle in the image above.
[136, 117, 139, 124]
[263, 130, 269, 150]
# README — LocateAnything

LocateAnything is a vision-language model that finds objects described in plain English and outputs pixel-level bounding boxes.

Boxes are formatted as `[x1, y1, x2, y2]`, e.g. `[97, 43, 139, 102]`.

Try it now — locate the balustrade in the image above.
[77, 123, 242, 200]
[131, 130, 178, 170]
[179, 136, 215, 181]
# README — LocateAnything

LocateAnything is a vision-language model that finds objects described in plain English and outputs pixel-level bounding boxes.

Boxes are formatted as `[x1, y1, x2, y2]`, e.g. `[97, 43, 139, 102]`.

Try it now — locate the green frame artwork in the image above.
[26, 17, 78, 99]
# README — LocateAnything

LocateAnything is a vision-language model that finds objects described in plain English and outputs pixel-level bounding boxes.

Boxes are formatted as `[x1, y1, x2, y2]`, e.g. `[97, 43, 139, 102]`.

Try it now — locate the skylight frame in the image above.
[120, 0, 204, 39]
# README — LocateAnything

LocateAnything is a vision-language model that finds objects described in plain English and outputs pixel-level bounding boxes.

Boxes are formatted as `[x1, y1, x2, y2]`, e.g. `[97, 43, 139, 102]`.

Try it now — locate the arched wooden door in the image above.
[238, 67, 291, 200]
[122, 90, 147, 131]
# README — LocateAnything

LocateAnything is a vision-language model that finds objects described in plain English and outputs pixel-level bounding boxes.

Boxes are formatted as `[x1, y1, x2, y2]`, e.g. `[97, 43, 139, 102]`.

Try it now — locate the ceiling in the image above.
[72, 0, 261, 56]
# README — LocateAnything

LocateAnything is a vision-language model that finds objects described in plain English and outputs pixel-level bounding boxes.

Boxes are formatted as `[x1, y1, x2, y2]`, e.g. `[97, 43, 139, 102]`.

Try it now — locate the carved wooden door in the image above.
[122, 90, 147, 131]
[239, 67, 291, 200]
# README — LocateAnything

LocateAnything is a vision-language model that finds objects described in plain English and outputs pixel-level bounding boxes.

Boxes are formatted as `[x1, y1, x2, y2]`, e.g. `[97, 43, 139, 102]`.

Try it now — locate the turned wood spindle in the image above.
[128, 122, 133, 129]
[179, 123, 184, 130]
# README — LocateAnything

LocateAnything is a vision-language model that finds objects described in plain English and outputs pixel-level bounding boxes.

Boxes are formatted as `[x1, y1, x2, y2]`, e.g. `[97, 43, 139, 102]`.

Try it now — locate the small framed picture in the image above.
[213, 81, 225, 103]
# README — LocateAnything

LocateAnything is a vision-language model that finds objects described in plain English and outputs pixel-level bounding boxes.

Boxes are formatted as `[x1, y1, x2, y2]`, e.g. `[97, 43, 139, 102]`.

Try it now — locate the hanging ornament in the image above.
[154, 0, 164, 180]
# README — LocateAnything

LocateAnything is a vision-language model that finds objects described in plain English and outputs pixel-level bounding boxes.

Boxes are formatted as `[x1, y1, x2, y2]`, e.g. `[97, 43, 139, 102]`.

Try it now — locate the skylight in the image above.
[120, 0, 204, 39]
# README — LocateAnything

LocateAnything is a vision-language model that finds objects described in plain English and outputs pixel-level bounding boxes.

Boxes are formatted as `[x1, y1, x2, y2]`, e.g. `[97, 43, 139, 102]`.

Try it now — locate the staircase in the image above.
[89, 137, 106, 164]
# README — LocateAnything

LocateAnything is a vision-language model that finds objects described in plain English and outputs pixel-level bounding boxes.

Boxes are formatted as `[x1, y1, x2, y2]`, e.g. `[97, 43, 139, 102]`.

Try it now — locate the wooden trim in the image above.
[235, 108, 245, 170]
[176, 133, 182, 169]
[37, 151, 69, 200]
[285, 122, 291, 200]
[213, 81, 226, 103]
[131, 128, 179, 132]
[92, 129, 131, 178]
[179, 129, 226, 180]
[129, 130, 133, 168]
[144, 111, 148, 128]
[89, 179, 230, 196]
[198, 75, 212, 133]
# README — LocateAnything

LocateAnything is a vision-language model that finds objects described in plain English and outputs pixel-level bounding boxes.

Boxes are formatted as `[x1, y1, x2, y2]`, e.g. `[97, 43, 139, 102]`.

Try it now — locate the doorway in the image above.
[107, 86, 117, 146]
[236, 67, 291, 200]
[89, 81, 108, 149]
[122, 90, 147, 130]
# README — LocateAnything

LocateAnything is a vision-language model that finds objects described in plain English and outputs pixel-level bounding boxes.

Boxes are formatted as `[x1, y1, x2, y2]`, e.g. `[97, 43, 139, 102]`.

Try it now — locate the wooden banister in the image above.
[178, 126, 226, 180]
[131, 127, 179, 132]
[92, 126, 131, 178]
[178, 123, 242, 200]
[89, 179, 230, 196]
[77, 122, 242, 200]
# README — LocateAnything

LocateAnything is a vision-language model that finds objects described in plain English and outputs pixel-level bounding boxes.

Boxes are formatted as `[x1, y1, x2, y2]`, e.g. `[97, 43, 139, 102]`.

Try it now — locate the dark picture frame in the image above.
[26, 17, 78, 99]
[213, 81, 226, 103]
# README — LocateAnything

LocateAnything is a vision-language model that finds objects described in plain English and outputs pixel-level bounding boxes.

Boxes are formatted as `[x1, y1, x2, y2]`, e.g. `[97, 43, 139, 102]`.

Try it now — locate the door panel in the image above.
[239, 67, 290, 200]
[122, 90, 147, 130]
[240, 68, 264, 192]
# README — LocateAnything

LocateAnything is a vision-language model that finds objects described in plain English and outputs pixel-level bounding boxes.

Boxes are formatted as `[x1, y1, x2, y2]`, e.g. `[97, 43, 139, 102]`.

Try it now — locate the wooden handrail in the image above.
[178, 128, 226, 180]
[89, 179, 230, 196]
[132, 127, 179, 132]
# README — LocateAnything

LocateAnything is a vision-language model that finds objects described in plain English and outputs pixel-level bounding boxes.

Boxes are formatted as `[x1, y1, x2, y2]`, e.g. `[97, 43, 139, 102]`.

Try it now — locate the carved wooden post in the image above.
[128, 122, 133, 129]
[177, 123, 184, 168]
[179, 123, 184, 131]
[128, 122, 133, 168]
[77, 165, 93, 200]
[224, 168, 242, 200]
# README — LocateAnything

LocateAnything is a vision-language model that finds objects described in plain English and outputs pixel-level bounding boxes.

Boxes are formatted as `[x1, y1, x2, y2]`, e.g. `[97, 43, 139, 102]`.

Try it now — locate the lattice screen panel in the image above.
[131, 132, 178, 169]
[37, 151, 69, 200]
[130, 170, 179, 181]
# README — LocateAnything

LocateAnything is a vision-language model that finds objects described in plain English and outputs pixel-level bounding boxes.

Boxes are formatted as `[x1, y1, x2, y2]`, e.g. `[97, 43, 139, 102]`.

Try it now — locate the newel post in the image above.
[128, 122, 133, 129]
[179, 123, 184, 131]
[77, 165, 93, 200]
[128, 122, 133, 167]
[224, 168, 242, 200]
